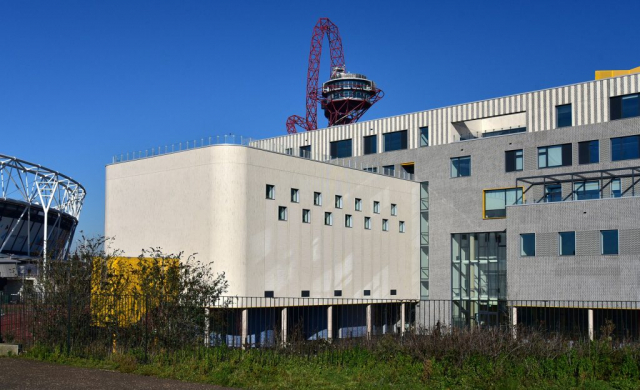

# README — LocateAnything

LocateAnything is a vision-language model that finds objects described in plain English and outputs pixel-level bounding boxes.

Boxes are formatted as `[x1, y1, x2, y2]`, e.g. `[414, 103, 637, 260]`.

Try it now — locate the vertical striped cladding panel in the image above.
[251, 74, 640, 157]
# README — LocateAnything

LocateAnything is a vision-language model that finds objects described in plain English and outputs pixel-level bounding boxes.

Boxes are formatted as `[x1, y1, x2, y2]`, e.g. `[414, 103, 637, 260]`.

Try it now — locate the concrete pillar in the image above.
[366, 304, 372, 339]
[281, 307, 288, 345]
[588, 309, 594, 341]
[327, 306, 333, 340]
[400, 303, 406, 335]
[511, 306, 517, 339]
[204, 307, 210, 347]
[241, 309, 248, 349]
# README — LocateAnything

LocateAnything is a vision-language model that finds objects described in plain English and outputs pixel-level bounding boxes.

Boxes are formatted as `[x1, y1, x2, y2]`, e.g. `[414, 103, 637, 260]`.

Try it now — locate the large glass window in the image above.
[559, 231, 575, 256]
[383, 130, 408, 152]
[611, 135, 640, 161]
[363, 135, 377, 155]
[545, 184, 562, 202]
[420, 127, 429, 147]
[330, 139, 353, 159]
[610, 94, 640, 120]
[505, 149, 523, 172]
[538, 144, 572, 168]
[299, 145, 311, 158]
[573, 181, 600, 200]
[451, 156, 471, 177]
[483, 187, 523, 219]
[578, 140, 599, 164]
[520, 234, 535, 256]
[611, 178, 622, 198]
[556, 104, 572, 128]
[601, 230, 619, 255]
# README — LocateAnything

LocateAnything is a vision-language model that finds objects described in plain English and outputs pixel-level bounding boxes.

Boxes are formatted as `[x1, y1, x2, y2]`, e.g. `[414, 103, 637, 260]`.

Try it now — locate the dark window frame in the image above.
[383, 130, 408, 152]
[451, 156, 471, 177]
[556, 104, 572, 128]
[538, 144, 572, 168]
[363, 134, 377, 155]
[505, 149, 523, 172]
[611, 135, 640, 161]
[578, 140, 600, 164]
[330, 139, 353, 159]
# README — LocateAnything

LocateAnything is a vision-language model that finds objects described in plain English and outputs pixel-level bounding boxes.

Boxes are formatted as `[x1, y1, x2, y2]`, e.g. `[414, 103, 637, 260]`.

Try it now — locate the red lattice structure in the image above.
[286, 18, 383, 134]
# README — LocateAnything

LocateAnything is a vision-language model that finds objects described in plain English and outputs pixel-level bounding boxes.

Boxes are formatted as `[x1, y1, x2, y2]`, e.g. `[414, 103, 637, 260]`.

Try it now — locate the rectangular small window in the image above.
[266, 184, 275, 199]
[556, 104, 572, 128]
[364, 216, 371, 230]
[611, 178, 622, 198]
[335, 195, 343, 209]
[278, 206, 287, 221]
[382, 165, 395, 175]
[578, 140, 599, 164]
[285, 148, 293, 155]
[334, 290, 342, 297]
[573, 181, 600, 200]
[559, 231, 575, 256]
[302, 209, 310, 223]
[363, 135, 377, 155]
[373, 201, 380, 214]
[610, 93, 640, 120]
[355, 198, 362, 211]
[451, 156, 471, 177]
[390, 289, 397, 296]
[601, 230, 619, 255]
[545, 184, 562, 203]
[301, 290, 310, 297]
[391, 204, 397, 216]
[611, 135, 640, 161]
[520, 233, 535, 256]
[483, 187, 524, 219]
[291, 188, 299, 203]
[264, 291, 274, 298]
[299, 145, 311, 158]
[324, 212, 333, 226]
[538, 144, 572, 168]
[383, 130, 408, 152]
[399, 221, 405, 233]
[420, 127, 429, 147]
[505, 149, 523, 172]
[363, 289, 371, 296]
[363, 166, 378, 173]
[314, 192, 322, 206]
[330, 139, 353, 159]
[345, 214, 353, 228]
[382, 219, 389, 231]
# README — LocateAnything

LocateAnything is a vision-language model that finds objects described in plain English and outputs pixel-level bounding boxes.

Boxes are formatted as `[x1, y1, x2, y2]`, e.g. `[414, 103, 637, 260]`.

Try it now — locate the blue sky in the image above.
[1, 0, 638, 240]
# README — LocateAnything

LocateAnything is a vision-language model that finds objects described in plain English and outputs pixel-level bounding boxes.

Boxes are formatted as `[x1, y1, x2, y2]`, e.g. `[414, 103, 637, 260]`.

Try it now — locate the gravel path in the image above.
[0, 358, 238, 389]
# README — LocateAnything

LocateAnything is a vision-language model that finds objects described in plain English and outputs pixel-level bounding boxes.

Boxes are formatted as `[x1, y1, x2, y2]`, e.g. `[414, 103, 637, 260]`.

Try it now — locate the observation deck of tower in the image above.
[321, 67, 378, 126]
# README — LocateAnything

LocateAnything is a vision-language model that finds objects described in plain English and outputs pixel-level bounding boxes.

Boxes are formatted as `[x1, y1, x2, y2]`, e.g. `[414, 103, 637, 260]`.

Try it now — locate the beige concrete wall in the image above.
[105, 146, 419, 300]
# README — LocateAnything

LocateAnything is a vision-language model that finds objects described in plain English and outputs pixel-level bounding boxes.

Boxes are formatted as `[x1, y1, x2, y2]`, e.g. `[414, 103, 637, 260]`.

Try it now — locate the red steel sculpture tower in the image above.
[286, 18, 384, 134]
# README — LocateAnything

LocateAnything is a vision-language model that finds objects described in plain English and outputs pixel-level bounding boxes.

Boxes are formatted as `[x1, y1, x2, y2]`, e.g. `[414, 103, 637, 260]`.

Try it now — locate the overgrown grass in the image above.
[17, 327, 640, 389]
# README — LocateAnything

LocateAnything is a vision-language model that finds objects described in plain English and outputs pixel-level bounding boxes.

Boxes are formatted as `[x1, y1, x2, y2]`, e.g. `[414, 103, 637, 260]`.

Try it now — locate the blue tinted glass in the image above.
[299, 145, 311, 158]
[545, 184, 561, 202]
[559, 232, 575, 256]
[601, 230, 618, 255]
[384, 131, 408, 152]
[622, 95, 640, 119]
[611, 179, 622, 198]
[612, 136, 640, 161]
[452, 156, 471, 177]
[363, 135, 377, 155]
[589, 141, 599, 163]
[557, 104, 572, 128]
[574, 181, 600, 200]
[521, 234, 535, 256]
[420, 127, 429, 146]
[330, 139, 352, 158]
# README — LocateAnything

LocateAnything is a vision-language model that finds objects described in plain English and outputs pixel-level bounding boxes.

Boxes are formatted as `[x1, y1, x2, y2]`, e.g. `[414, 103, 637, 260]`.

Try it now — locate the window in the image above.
[285, 148, 293, 155]
[335, 195, 343, 209]
[364, 216, 371, 230]
[520, 234, 535, 256]
[291, 188, 299, 203]
[383, 130, 408, 152]
[363, 135, 377, 155]
[610, 93, 640, 120]
[324, 212, 333, 226]
[266, 184, 275, 199]
[334, 290, 342, 297]
[363, 166, 378, 173]
[402, 163, 415, 175]
[382, 219, 389, 231]
[373, 201, 380, 214]
[355, 198, 362, 211]
[391, 204, 397, 216]
[399, 221, 405, 233]
[420, 127, 429, 147]
[382, 165, 395, 175]
[451, 156, 471, 177]
[578, 140, 599, 164]
[573, 181, 600, 200]
[302, 209, 310, 223]
[483, 187, 523, 219]
[314, 192, 322, 206]
[611, 135, 640, 161]
[330, 139, 353, 159]
[264, 291, 274, 298]
[364, 289, 371, 296]
[390, 289, 397, 296]
[345, 214, 353, 228]
[505, 149, 523, 172]
[601, 230, 619, 255]
[559, 231, 575, 256]
[538, 144, 572, 168]
[278, 206, 287, 221]
[299, 145, 311, 158]
[556, 104, 572, 128]
[301, 290, 310, 297]
[545, 184, 562, 203]
[611, 178, 622, 198]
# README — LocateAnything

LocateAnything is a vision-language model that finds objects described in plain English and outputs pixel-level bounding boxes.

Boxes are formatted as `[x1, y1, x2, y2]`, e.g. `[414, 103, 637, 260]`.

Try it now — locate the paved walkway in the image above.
[0, 358, 237, 389]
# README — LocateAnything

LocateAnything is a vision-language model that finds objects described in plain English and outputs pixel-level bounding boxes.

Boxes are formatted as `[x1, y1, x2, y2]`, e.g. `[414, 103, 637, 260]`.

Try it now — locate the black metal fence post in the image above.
[144, 295, 149, 363]
[66, 289, 71, 355]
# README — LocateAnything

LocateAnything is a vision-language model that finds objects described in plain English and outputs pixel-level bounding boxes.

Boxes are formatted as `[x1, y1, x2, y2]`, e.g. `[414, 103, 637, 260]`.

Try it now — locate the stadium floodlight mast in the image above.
[0, 154, 86, 272]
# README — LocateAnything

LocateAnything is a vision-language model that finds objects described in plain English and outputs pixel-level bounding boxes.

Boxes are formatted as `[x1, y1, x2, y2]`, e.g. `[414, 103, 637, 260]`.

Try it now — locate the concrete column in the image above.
[327, 306, 333, 340]
[366, 304, 372, 339]
[204, 307, 210, 347]
[241, 309, 248, 349]
[281, 307, 288, 345]
[511, 306, 518, 339]
[400, 303, 406, 336]
[588, 309, 594, 341]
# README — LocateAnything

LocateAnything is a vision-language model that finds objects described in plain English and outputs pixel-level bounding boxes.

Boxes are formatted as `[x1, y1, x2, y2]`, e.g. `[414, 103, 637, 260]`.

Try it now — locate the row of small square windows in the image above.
[264, 289, 398, 298]
[276, 206, 405, 232]
[519, 230, 619, 257]
[266, 184, 398, 215]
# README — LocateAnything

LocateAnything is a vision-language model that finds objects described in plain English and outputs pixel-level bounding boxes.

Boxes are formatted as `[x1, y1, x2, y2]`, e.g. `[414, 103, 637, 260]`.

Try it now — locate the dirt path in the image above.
[0, 358, 238, 389]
